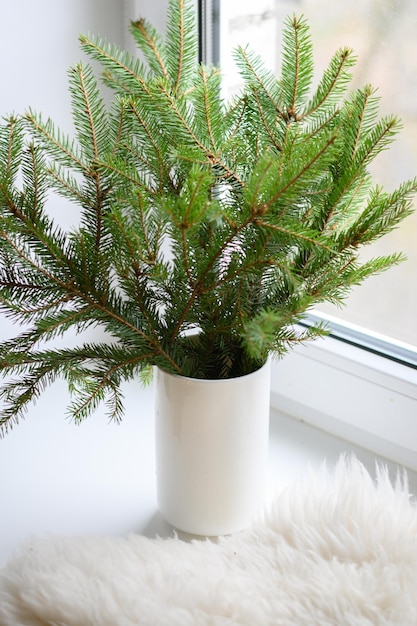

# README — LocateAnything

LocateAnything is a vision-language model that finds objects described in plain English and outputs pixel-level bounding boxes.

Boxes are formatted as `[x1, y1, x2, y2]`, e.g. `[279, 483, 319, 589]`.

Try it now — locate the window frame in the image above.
[270, 333, 417, 471]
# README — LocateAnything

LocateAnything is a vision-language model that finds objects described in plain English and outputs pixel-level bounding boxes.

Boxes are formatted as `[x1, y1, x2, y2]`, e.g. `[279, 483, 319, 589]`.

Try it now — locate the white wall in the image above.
[0, 0, 134, 132]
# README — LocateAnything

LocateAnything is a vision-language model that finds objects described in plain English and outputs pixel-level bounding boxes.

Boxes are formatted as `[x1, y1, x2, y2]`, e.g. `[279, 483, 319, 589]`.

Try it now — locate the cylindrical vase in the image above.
[155, 360, 271, 536]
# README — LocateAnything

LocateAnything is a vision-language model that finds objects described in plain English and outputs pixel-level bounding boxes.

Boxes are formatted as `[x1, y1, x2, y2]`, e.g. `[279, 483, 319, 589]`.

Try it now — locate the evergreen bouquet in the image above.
[0, 0, 415, 431]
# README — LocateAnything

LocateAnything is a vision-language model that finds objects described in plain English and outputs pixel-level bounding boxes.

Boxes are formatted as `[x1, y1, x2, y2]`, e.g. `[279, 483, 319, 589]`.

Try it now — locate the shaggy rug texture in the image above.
[1, 457, 416, 626]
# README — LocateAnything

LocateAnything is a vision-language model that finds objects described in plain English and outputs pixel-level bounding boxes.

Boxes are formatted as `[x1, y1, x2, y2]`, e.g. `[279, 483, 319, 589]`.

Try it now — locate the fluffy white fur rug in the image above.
[1, 457, 416, 626]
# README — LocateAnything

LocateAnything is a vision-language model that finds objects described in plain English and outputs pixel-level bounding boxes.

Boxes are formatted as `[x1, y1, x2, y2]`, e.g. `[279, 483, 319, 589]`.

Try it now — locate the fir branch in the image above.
[0, 368, 58, 433]
[251, 88, 283, 152]
[128, 98, 167, 191]
[98, 154, 155, 194]
[91, 297, 182, 374]
[181, 227, 195, 288]
[222, 97, 248, 150]
[129, 19, 169, 81]
[12, 307, 97, 349]
[0, 291, 72, 320]
[347, 85, 374, 161]
[137, 194, 159, 262]
[233, 46, 284, 118]
[193, 65, 223, 152]
[165, 0, 198, 93]
[0, 115, 23, 187]
[0, 183, 23, 220]
[260, 132, 337, 214]
[157, 81, 245, 186]
[280, 14, 313, 118]
[167, 213, 260, 343]
[21, 143, 48, 219]
[299, 107, 340, 144]
[66, 353, 147, 423]
[340, 179, 417, 247]
[1, 6, 415, 427]
[254, 219, 335, 253]
[47, 165, 90, 207]
[70, 64, 103, 162]
[241, 308, 327, 360]
[199, 256, 275, 294]
[300, 46, 356, 120]
[79, 34, 151, 96]
[25, 111, 90, 175]
[1, 223, 74, 289]
[353, 114, 401, 169]
[109, 202, 150, 267]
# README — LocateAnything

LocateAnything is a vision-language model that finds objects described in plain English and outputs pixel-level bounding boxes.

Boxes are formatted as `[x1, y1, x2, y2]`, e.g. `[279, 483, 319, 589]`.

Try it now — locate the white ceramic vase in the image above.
[155, 360, 271, 536]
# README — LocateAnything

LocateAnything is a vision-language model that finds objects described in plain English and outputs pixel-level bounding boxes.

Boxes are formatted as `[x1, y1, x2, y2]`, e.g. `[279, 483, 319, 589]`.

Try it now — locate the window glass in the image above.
[217, 0, 417, 349]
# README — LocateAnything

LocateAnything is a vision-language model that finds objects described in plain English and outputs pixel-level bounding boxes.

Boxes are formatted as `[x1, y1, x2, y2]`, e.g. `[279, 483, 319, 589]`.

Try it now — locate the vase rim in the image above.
[156, 357, 270, 384]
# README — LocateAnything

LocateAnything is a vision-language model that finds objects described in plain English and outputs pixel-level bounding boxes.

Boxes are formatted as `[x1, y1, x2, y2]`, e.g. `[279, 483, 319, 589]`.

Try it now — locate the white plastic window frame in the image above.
[133, 0, 417, 471]
[270, 333, 417, 472]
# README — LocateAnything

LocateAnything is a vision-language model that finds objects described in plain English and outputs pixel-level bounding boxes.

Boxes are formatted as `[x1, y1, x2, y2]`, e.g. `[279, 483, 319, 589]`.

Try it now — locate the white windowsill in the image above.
[1, 374, 416, 568]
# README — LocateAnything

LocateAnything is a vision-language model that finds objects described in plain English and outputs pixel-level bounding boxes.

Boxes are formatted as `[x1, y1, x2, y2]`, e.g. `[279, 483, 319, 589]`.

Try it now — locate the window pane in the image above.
[218, 0, 417, 349]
